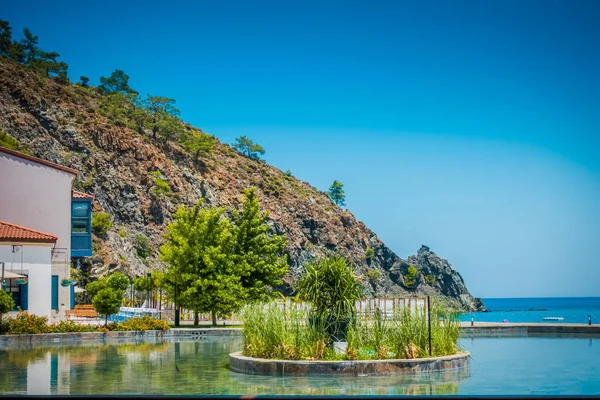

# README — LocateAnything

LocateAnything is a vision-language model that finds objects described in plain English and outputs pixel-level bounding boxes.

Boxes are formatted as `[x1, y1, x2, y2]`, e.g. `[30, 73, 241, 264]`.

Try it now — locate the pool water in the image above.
[0, 336, 598, 395]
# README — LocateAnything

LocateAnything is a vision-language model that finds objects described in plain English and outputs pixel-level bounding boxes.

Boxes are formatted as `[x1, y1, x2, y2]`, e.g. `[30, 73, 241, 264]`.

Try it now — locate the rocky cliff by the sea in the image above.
[0, 58, 484, 311]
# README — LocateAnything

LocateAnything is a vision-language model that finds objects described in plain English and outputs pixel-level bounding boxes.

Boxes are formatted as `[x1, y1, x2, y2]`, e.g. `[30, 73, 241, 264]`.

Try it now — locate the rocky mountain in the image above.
[0, 58, 484, 311]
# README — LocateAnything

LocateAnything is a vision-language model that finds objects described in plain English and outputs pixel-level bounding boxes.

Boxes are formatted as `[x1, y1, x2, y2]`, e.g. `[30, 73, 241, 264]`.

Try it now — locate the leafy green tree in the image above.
[232, 136, 265, 160]
[86, 272, 128, 326]
[20, 28, 39, 64]
[181, 131, 214, 160]
[7, 41, 25, 63]
[159, 201, 243, 326]
[231, 188, 288, 302]
[92, 289, 122, 326]
[0, 290, 15, 319]
[80, 76, 89, 87]
[99, 69, 137, 94]
[0, 20, 12, 56]
[142, 96, 181, 140]
[327, 180, 346, 206]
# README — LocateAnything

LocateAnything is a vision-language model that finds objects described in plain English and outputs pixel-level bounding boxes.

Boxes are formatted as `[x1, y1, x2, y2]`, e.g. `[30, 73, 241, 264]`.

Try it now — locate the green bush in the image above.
[48, 320, 98, 333]
[92, 212, 113, 236]
[108, 315, 170, 331]
[0, 290, 15, 317]
[1, 312, 170, 335]
[7, 312, 50, 334]
[365, 247, 375, 260]
[0, 131, 31, 154]
[150, 172, 172, 197]
[134, 234, 152, 259]
[366, 269, 381, 283]
[117, 229, 127, 238]
[404, 265, 418, 288]
[425, 274, 436, 285]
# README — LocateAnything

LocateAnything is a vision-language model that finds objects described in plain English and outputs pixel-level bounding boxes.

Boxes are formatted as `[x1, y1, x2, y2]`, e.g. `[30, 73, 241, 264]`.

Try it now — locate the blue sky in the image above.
[4, 0, 600, 298]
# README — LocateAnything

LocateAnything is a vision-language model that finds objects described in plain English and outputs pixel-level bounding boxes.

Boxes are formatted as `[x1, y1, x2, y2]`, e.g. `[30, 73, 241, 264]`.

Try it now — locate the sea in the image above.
[459, 297, 600, 324]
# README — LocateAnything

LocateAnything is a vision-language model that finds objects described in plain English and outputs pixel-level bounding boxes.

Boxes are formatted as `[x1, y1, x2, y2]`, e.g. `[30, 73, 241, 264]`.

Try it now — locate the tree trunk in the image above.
[105, 315, 108, 327]
[194, 310, 199, 325]
[211, 311, 217, 327]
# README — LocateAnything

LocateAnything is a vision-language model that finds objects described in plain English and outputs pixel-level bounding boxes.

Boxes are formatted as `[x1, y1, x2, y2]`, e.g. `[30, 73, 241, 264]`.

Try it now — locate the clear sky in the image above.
[4, 0, 600, 298]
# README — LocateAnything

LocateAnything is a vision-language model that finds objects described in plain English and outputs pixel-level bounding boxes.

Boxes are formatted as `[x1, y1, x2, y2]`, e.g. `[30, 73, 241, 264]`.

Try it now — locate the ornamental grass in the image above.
[241, 300, 461, 361]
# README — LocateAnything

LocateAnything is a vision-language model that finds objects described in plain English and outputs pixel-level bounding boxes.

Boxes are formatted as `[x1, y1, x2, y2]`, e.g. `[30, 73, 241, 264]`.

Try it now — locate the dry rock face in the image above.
[0, 60, 484, 311]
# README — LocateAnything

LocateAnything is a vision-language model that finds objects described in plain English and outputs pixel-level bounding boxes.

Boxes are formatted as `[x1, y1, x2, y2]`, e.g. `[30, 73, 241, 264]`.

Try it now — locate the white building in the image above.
[0, 221, 57, 320]
[0, 146, 94, 319]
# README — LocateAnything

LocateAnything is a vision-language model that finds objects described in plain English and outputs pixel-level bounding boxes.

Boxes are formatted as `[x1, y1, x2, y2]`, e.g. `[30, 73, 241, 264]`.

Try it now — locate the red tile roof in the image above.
[0, 220, 58, 243]
[72, 190, 94, 199]
[0, 146, 78, 175]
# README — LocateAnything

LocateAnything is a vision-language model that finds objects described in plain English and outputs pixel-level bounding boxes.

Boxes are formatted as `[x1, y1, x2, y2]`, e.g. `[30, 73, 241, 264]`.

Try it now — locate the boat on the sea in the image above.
[542, 317, 564, 321]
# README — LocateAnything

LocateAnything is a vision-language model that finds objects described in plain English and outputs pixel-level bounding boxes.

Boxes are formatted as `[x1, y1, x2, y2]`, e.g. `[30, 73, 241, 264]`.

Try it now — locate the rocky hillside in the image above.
[0, 59, 484, 311]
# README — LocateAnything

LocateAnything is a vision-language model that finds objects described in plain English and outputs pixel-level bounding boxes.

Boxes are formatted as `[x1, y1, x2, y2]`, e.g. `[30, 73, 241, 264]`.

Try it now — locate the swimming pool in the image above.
[0, 335, 597, 395]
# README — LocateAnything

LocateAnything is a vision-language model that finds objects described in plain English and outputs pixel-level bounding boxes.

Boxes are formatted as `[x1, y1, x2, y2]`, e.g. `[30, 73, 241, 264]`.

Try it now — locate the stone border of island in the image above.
[1, 323, 598, 346]
[229, 351, 470, 376]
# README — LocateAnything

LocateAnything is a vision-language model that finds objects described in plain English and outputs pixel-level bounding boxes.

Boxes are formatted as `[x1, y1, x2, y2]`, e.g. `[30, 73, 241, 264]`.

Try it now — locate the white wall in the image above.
[0, 152, 75, 309]
[0, 244, 53, 320]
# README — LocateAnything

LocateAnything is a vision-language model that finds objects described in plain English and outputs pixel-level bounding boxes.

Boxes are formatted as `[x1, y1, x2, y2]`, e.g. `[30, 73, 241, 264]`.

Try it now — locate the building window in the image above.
[72, 219, 89, 233]
[72, 203, 89, 218]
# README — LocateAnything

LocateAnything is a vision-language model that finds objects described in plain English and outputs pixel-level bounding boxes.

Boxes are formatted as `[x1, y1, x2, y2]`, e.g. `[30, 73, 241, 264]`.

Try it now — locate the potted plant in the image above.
[16, 277, 27, 285]
[61, 278, 73, 287]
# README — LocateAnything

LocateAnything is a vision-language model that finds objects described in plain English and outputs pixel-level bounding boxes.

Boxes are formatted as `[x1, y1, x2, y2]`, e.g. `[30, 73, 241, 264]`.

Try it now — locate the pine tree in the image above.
[327, 180, 346, 206]
[80, 76, 89, 87]
[0, 20, 12, 56]
[232, 136, 266, 160]
[231, 188, 288, 301]
[20, 28, 39, 64]
[181, 131, 214, 160]
[99, 69, 137, 94]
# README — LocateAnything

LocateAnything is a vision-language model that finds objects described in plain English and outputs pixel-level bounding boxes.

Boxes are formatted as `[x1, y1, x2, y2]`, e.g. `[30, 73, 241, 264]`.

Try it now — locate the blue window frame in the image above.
[71, 199, 93, 257]
[51, 275, 59, 310]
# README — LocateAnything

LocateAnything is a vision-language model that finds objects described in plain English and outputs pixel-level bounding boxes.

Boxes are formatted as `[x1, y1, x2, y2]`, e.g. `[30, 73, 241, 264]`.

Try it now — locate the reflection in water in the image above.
[0, 337, 469, 395]
[4, 336, 597, 395]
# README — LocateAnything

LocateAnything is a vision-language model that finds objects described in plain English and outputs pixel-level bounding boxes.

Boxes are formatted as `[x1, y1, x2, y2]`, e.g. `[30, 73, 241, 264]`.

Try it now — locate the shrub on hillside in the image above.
[134, 234, 152, 259]
[92, 212, 113, 236]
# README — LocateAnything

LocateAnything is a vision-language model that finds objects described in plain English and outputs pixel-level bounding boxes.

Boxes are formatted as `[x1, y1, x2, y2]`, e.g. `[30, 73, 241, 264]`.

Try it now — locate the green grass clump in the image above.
[241, 299, 461, 361]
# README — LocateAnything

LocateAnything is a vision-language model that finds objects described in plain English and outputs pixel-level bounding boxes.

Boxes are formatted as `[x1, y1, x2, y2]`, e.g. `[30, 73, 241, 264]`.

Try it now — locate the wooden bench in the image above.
[66, 309, 98, 319]
[75, 305, 95, 310]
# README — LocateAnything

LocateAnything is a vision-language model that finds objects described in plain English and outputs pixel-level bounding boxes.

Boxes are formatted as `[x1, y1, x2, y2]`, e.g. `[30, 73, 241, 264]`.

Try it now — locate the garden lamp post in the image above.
[146, 272, 151, 309]
[129, 277, 134, 306]
[174, 280, 180, 327]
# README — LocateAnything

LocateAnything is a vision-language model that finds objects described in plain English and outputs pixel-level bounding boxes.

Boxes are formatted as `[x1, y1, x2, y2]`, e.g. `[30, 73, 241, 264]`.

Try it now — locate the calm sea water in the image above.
[459, 297, 600, 324]
[0, 336, 598, 395]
